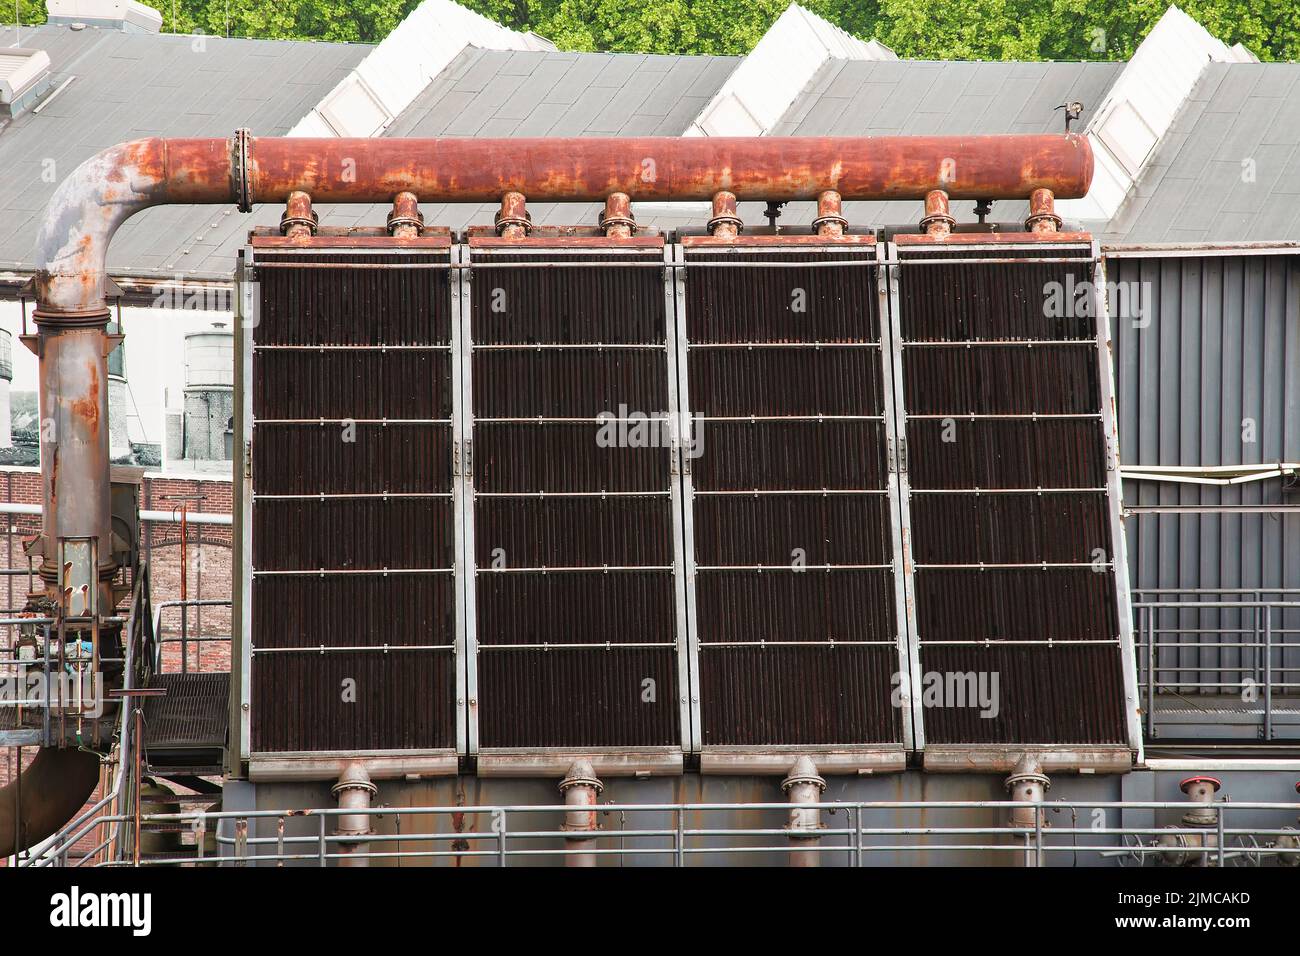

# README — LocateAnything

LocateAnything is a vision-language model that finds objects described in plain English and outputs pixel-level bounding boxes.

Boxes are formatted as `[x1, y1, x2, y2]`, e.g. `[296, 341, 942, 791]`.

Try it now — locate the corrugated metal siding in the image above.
[468, 249, 681, 749]
[896, 248, 1128, 745]
[249, 250, 457, 752]
[683, 249, 902, 747]
[1109, 254, 1300, 692]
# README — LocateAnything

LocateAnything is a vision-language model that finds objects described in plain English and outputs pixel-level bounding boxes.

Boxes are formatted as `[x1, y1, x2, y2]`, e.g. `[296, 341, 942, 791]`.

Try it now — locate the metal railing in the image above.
[152, 599, 232, 674]
[21, 798, 1300, 868]
[12, 564, 153, 867]
[1133, 589, 1300, 741]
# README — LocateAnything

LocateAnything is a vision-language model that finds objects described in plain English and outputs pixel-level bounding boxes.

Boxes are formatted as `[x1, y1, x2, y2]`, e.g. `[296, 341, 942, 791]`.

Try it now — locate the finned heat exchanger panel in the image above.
[464, 242, 688, 752]
[246, 245, 457, 753]
[679, 242, 909, 750]
[890, 240, 1136, 750]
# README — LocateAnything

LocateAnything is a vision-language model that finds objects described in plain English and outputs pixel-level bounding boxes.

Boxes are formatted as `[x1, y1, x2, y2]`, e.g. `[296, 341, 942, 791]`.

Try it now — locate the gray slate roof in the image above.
[753, 58, 1124, 230]
[0, 23, 371, 278]
[323, 46, 740, 234]
[1104, 63, 1300, 243]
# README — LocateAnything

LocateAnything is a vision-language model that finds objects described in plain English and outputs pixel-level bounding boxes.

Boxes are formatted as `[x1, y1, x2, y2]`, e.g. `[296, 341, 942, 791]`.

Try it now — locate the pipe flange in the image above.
[781, 768, 827, 794]
[1004, 769, 1051, 792]
[706, 214, 743, 235]
[919, 212, 957, 233]
[232, 128, 252, 213]
[1024, 210, 1063, 232]
[331, 778, 378, 797]
[280, 208, 319, 237]
[31, 306, 113, 330]
[811, 213, 848, 234]
[494, 210, 532, 236]
[597, 211, 637, 234]
[386, 210, 425, 235]
[558, 774, 604, 796]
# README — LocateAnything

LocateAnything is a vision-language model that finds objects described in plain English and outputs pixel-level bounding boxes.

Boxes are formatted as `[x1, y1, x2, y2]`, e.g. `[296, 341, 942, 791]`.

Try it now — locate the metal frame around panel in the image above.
[876, 245, 921, 752]
[883, 238, 1142, 758]
[451, 242, 470, 758]
[674, 242, 914, 752]
[457, 242, 479, 757]
[459, 242, 693, 757]
[1092, 248, 1145, 759]
[240, 244, 462, 761]
[664, 242, 700, 752]
[236, 245, 255, 763]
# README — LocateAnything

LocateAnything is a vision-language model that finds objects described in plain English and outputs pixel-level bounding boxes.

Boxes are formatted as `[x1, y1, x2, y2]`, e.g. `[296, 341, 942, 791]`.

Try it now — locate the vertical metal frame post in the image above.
[457, 242, 480, 757]
[878, 242, 922, 751]
[1092, 248, 1145, 759]
[665, 242, 701, 752]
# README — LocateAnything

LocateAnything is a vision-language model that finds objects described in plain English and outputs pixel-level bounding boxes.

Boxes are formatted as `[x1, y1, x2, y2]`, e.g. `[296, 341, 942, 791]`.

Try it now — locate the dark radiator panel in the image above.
[249, 249, 456, 753]
[683, 248, 903, 747]
[895, 246, 1129, 746]
[468, 247, 683, 750]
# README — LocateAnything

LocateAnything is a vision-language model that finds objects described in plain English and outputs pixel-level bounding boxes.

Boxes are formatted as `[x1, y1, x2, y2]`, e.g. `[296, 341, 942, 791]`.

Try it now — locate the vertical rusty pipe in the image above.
[813, 190, 847, 237]
[1025, 187, 1062, 234]
[31, 317, 116, 606]
[331, 761, 376, 867]
[559, 759, 602, 867]
[496, 191, 530, 239]
[708, 191, 741, 239]
[782, 756, 826, 867]
[387, 191, 423, 238]
[279, 190, 317, 240]
[920, 189, 956, 239]
[1004, 756, 1050, 867]
[599, 192, 635, 238]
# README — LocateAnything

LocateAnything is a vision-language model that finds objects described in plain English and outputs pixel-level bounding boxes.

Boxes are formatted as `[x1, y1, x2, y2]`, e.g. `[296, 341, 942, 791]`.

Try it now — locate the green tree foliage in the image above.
[2, 0, 1295, 62]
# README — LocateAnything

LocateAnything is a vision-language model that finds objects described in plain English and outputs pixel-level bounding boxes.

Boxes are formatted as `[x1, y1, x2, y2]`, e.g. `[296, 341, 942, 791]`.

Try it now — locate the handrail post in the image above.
[1216, 803, 1226, 867]
[1264, 608, 1273, 741]
[1145, 608, 1156, 739]
[318, 814, 326, 867]
[498, 809, 507, 867]
[676, 809, 685, 867]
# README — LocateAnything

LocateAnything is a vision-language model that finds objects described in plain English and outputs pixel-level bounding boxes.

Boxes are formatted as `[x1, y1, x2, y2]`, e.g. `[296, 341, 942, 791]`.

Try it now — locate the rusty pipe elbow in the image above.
[0, 748, 102, 857]
[33, 136, 237, 317]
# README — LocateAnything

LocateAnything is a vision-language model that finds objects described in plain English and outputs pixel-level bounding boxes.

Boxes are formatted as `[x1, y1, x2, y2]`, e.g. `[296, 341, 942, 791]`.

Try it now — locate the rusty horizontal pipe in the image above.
[249, 134, 1092, 205]
[34, 132, 1092, 315]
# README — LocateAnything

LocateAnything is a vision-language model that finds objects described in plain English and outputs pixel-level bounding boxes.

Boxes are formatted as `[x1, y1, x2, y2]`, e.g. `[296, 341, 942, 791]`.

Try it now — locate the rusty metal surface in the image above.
[894, 232, 1094, 245]
[895, 244, 1128, 746]
[684, 247, 901, 747]
[249, 248, 456, 753]
[248, 134, 1094, 203]
[469, 248, 680, 749]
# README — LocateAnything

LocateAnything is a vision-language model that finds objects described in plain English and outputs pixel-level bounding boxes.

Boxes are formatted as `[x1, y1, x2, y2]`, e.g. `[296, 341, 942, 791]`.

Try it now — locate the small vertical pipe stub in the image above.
[559, 759, 603, 867]
[279, 190, 317, 239]
[782, 756, 826, 868]
[331, 761, 377, 868]
[919, 189, 956, 239]
[812, 190, 847, 237]
[1025, 187, 1062, 234]
[707, 191, 742, 239]
[387, 191, 424, 238]
[599, 192, 636, 238]
[495, 191, 531, 239]
[1004, 755, 1050, 868]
